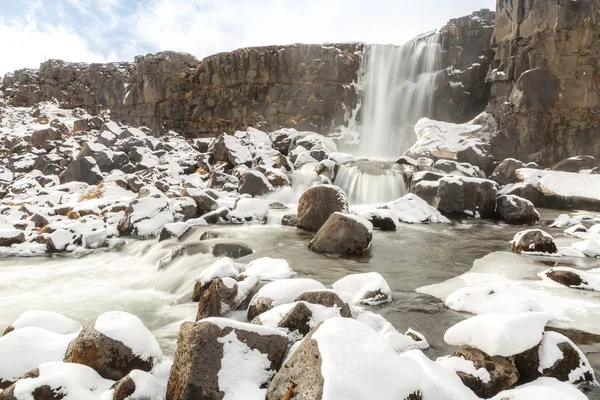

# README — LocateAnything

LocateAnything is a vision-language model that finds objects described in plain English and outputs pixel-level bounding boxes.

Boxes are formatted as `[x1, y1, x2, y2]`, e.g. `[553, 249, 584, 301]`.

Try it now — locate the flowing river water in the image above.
[1, 207, 599, 397]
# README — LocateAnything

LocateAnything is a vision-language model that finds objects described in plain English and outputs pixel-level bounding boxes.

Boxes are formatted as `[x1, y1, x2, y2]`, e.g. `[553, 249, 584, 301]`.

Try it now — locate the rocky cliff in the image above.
[486, 0, 600, 165]
[2, 44, 362, 137]
[434, 8, 496, 123]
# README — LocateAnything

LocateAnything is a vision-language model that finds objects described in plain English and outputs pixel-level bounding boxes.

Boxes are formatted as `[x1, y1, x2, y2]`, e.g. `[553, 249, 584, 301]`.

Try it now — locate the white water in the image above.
[334, 160, 405, 205]
[358, 32, 442, 159]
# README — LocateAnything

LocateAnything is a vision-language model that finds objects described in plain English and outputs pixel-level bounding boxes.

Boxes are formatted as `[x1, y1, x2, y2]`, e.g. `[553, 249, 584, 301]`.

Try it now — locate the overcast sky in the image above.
[0, 0, 496, 76]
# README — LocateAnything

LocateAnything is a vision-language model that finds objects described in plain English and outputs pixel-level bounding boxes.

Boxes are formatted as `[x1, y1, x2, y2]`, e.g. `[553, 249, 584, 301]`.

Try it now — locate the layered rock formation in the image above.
[487, 0, 600, 165]
[434, 9, 496, 123]
[2, 45, 362, 138]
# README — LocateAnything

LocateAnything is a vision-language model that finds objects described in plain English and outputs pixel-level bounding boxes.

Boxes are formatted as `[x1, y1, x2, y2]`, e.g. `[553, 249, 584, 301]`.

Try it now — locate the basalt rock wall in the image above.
[2, 44, 362, 137]
[486, 0, 600, 165]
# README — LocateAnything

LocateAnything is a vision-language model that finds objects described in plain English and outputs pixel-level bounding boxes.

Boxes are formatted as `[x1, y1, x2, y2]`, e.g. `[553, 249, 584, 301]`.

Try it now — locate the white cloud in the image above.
[0, 14, 113, 76]
[1, 0, 497, 75]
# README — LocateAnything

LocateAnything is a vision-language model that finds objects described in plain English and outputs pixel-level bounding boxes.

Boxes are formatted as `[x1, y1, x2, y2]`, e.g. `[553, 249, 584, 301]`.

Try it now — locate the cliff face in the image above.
[486, 0, 600, 165]
[434, 9, 496, 123]
[2, 44, 362, 137]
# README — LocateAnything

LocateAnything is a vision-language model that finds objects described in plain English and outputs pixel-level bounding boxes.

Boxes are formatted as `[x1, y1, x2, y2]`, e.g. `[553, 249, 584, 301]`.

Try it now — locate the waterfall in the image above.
[334, 160, 405, 205]
[358, 31, 442, 159]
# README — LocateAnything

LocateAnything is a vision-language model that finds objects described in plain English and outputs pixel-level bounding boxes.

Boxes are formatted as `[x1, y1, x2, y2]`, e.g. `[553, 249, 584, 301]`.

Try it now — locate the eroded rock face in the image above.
[2, 45, 362, 138]
[487, 0, 600, 165]
[435, 9, 496, 123]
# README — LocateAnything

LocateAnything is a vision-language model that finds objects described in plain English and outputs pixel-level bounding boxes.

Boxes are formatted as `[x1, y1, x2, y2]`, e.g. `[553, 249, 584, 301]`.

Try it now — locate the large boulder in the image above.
[511, 229, 558, 255]
[489, 158, 526, 185]
[166, 318, 288, 400]
[297, 185, 348, 232]
[64, 311, 162, 380]
[238, 170, 274, 197]
[59, 157, 103, 185]
[514, 331, 594, 384]
[308, 212, 373, 255]
[434, 176, 497, 218]
[118, 195, 174, 238]
[496, 194, 540, 224]
[266, 318, 422, 400]
[246, 278, 326, 320]
[0, 327, 74, 389]
[31, 127, 61, 149]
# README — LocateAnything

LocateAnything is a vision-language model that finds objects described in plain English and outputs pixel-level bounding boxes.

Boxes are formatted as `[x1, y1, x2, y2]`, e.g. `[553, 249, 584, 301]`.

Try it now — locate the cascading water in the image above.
[334, 160, 405, 205]
[358, 31, 442, 158]
[333, 31, 442, 204]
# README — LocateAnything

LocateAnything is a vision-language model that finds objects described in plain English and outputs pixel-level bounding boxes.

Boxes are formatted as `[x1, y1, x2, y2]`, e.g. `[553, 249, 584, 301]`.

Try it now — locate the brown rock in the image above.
[308, 212, 372, 255]
[294, 290, 352, 318]
[64, 319, 158, 380]
[450, 347, 519, 398]
[297, 185, 348, 232]
[166, 319, 288, 400]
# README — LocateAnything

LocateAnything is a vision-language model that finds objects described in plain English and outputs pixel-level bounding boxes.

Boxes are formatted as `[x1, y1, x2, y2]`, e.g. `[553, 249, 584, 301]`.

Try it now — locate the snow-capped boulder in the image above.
[0, 327, 75, 389]
[242, 257, 295, 281]
[0, 229, 25, 247]
[0, 362, 113, 400]
[434, 159, 482, 178]
[571, 240, 600, 257]
[553, 155, 597, 173]
[166, 318, 288, 400]
[247, 278, 325, 320]
[157, 222, 192, 242]
[59, 156, 103, 185]
[209, 133, 252, 167]
[238, 170, 274, 197]
[444, 312, 551, 357]
[496, 194, 540, 225]
[181, 188, 219, 215]
[64, 311, 162, 380]
[192, 257, 240, 301]
[2, 310, 80, 336]
[118, 195, 174, 238]
[383, 193, 450, 224]
[230, 198, 269, 224]
[196, 276, 258, 320]
[489, 158, 526, 185]
[511, 229, 559, 255]
[294, 290, 352, 318]
[111, 369, 165, 400]
[550, 214, 580, 228]
[358, 209, 399, 231]
[252, 301, 344, 340]
[168, 197, 198, 221]
[266, 317, 422, 400]
[490, 377, 588, 400]
[435, 176, 498, 218]
[332, 272, 392, 305]
[437, 347, 519, 398]
[308, 212, 372, 255]
[297, 185, 349, 232]
[513, 331, 594, 384]
[542, 267, 599, 290]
